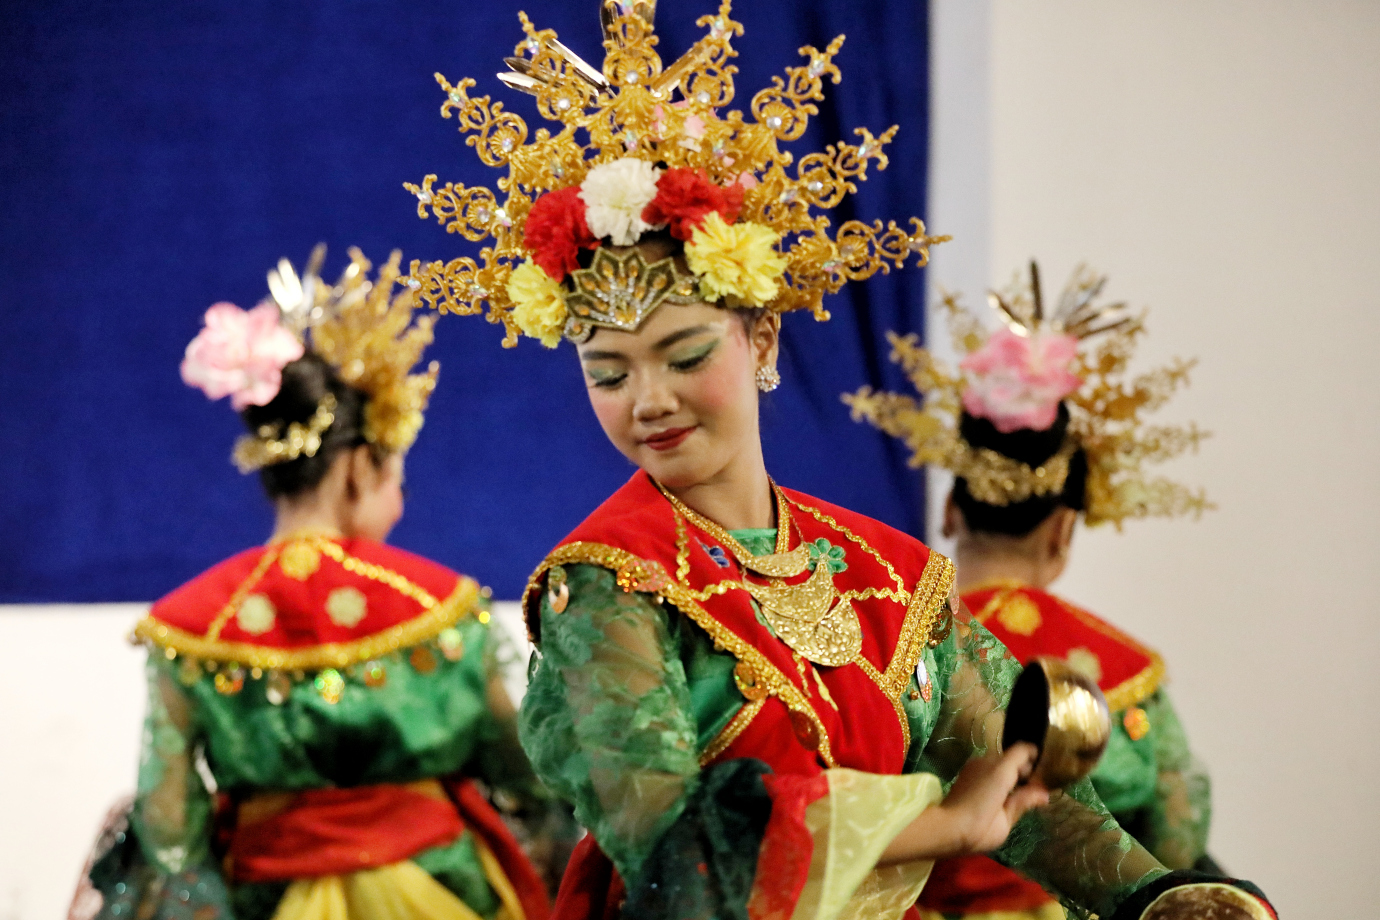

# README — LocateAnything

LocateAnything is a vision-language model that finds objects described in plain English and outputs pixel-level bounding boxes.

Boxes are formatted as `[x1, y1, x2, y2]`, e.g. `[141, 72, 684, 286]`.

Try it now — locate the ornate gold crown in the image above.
[403, 0, 946, 347]
[268, 246, 440, 455]
[845, 263, 1212, 529]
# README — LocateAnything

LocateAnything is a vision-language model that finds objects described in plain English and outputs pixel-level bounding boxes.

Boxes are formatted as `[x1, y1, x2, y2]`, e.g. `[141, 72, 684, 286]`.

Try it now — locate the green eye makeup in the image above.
[669, 337, 720, 371]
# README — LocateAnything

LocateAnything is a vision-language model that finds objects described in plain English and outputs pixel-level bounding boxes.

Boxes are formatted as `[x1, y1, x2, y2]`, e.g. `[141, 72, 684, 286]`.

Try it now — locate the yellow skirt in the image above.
[270, 835, 526, 920]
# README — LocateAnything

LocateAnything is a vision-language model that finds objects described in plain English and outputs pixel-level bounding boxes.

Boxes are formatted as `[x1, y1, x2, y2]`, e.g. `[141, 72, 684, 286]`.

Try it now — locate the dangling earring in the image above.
[755, 364, 781, 392]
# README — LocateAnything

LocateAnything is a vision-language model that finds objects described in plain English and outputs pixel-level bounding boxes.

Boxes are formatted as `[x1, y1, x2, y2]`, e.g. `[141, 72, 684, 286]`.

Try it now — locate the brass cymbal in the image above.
[1002, 655, 1111, 789]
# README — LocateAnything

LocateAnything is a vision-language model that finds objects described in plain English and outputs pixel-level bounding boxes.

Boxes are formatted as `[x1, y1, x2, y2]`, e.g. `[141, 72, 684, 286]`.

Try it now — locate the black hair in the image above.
[239, 353, 374, 499]
[951, 402, 1088, 537]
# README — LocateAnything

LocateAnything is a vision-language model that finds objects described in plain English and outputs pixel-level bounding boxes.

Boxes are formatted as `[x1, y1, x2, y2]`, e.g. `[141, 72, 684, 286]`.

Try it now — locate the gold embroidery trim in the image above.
[135, 577, 481, 671]
[699, 698, 765, 766]
[315, 540, 441, 609]
[783, 495, 910, 600]
[524, 541, 839, 768]
[655, 479, 796, 563]
[884, 551, 954, 693]
[674, 513, 692, 583]
[855, 655, 912, 752]
[206, 548, 282, 641]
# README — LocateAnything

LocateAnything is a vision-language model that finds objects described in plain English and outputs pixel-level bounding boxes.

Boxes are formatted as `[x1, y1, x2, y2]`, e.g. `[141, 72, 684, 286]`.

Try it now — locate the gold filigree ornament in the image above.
[266, 245, 440, 456]
[404, 0, 947, 347]
[657, 479, 861, 666]
[845, 262, 1213, 529]
[232, 393, 337, 474]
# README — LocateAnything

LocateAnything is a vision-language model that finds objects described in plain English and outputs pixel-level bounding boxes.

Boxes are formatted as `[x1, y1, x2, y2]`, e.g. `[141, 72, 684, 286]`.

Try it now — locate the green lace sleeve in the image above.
[88, 656, 236, 920]
[915, 609, 1169, 920]
[1140, 690, 1211, 870]
[518, 563, 702, 882]
[131, 656, 215, 874]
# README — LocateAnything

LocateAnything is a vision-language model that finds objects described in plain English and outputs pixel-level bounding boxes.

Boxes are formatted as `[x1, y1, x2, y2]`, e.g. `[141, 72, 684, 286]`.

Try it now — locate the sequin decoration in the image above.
[1123, 706, 1151, 741]
[325, 586, 368, 628]
[236, 594, 276, 636]
[315, 668, 345, 704]
[743, 562, 862, 667]
[410, 646, 438, 674]
[178, 658, 203, 687]
[914, 658, 933, 703]
[265, 671, 292, 705]
[362, 660, 388, 688]
[789, 709, 820, 752]
[733, 660, 769, 701]
[214, 667, 245, 696]
[547, 565, 570, 613]
[278, 540, 322, 581]
[616, 557, 672, 594]
[438, 628, 465, 661]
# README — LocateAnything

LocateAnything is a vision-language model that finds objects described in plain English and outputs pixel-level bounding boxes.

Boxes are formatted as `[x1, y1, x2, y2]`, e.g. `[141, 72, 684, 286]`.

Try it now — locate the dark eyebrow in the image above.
[654, 324, 715, 351]
[579, 324, 716, 363]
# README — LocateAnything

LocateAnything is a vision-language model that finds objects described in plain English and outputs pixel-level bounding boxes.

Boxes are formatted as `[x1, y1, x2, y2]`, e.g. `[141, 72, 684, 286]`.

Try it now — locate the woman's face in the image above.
[350, 451, 405, 542]
[576, 300, 778, 489]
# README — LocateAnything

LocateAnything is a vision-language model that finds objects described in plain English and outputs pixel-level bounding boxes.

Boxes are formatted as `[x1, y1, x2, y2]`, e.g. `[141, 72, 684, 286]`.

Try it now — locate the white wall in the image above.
[929, 2, 1380, 917]
[0, 602, 532, 920]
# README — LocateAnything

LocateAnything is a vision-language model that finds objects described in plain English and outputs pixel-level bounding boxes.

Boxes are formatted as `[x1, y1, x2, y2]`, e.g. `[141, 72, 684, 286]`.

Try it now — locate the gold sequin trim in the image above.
[524, 542, 839, 768]
[699, 698, 765, 766]
[884, 551, 954, 694]
[134, 578, 481, 671]
[783, 495, 910, 600]
[315, 540, 441, 609]
[674, 513, 692, 583]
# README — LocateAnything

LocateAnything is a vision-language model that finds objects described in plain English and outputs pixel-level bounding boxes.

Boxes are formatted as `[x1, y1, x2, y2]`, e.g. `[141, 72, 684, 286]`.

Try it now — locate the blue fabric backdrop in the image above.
[0, 0, 931, 602]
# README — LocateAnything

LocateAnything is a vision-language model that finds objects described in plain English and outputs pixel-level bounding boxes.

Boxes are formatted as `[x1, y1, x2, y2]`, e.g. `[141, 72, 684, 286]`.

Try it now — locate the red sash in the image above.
[229, 778, 549, 920]
[530, 472, 953, 919]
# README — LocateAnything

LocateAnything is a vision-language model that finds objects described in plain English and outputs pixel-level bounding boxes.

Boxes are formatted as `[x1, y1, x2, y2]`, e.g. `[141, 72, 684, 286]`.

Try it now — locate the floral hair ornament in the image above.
[181, 302, 305, 410]
[186, 245, 440, 473]
[845, 262, 1212, 529]
[404, 0, 947, 348]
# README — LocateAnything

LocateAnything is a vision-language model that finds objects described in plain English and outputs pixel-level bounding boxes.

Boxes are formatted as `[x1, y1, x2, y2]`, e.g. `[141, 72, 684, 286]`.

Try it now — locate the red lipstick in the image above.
[643, 426, 696, 451]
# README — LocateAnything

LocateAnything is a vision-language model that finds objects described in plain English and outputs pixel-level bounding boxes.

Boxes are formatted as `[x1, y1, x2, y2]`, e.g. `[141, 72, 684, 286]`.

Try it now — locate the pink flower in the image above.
[960, 328, 1082, 433]
[181, 302, 304, 409]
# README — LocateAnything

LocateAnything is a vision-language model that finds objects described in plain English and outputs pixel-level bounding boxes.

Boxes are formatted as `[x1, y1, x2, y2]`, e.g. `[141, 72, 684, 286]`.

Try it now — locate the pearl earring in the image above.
[755, 365, 781, 392]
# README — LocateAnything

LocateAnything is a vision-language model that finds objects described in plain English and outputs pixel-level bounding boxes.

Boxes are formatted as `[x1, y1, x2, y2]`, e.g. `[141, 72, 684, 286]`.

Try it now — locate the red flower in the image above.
[524, 186, 598, 282]
[642, 168, 745, 241]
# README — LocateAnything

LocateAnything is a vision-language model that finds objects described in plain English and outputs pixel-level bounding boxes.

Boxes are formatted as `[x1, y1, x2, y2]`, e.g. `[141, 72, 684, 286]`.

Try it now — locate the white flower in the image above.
[579, 157, 663, 245]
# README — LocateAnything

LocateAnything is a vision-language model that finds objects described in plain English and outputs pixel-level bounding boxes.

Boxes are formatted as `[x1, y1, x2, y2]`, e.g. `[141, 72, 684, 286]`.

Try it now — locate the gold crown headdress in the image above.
[267, 245, 440, 456]
[845, 263, 1211, 529]
[403, 0, 947, 347]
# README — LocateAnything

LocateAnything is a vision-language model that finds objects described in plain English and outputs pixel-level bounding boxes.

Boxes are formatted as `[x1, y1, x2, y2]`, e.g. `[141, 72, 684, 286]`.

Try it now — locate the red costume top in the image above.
[523, 472, 955, 920]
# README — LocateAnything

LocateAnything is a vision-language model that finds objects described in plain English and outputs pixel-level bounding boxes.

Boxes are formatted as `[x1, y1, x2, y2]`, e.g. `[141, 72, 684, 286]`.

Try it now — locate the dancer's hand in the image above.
[879, 743, 1050, 864]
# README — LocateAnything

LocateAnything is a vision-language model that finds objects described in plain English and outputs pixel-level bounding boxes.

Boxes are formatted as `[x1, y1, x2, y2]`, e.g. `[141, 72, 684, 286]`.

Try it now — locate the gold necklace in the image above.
[655, 480, 862, 667]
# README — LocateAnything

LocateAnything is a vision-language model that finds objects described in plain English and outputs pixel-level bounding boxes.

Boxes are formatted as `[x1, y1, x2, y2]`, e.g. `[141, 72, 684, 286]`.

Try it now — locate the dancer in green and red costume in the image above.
[74, 249, 560, 920]
[404, 3, 1274, 918]
[850, 263, 1229, 920]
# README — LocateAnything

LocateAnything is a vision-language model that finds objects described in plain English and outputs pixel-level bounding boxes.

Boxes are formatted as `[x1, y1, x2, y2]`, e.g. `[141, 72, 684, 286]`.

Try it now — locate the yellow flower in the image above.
[506, 260, 568, 348]
[684, 213, 786, 307]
